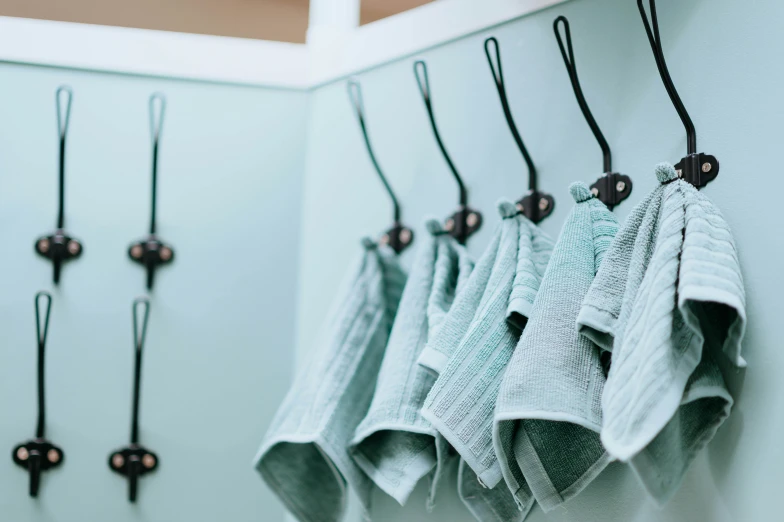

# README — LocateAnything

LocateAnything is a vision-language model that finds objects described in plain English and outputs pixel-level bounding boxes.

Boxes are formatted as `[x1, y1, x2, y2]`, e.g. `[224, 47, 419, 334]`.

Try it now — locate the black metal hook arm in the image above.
[553, 16, 632, 209]
[12, 291, 64, 498]
[347, 81, 401, 223]
[484, 37, 538, 192]
[553, 18, 612, 173]
[130, 297, 150, 445]
[149, 93, 166, 236]
[34, 292, 52, 440]
[413, 61, 467, 207]
[347, 81, 413, 253]
[637, 0, 718, 188]
[55, 87, 72, 230]
[35, 86, 83, 284]
[128, 93, 175, 289]
[637, 0, 696, 154]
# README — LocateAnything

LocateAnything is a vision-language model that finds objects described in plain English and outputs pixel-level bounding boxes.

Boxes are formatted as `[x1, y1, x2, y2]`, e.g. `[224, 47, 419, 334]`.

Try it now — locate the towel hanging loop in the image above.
[128, 93, 176, 289]
[12, 291, 65, 497]
[108, 297, 159, 503]
[553, 17, 632, 209]
[483, 37, 554, 223]
[34, 86, 84, 284]
[637, 0, 718, 188]
[413, 60, 482, 244]
[347, 81, 414, 253]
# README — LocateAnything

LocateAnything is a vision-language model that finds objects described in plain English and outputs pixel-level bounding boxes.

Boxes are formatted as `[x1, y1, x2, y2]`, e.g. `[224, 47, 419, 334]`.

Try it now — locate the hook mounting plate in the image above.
[517, 191, 555, 224]
[128, 235, 175, 290]
[380, 223, 414, 254]
[590, 173, 633, 210]
[12, 438, 64, 497]
[35, 229, 82, 284]
[444, 207, 482, 244]
[674, 153, 719, 189]
[109, 444, 159, 503]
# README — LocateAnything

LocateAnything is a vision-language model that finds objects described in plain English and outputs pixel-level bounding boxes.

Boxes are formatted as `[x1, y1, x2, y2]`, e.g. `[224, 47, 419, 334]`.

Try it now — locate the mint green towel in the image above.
[458, 459, 527, 522]
[421, 201, 553, 517]
[494, 182, 617, 512]
[578, 163, 746, 504]
[350, 220, 473, 508]
[254, 239, 406, 522]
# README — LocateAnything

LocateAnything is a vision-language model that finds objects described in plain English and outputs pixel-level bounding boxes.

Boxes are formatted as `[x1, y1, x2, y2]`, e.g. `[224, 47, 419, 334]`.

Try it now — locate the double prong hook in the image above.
[347, 80, 414, 253]
[12, 292, 65, 497]
[128, 93, 176, 289]
[34, 86, 83, 284]
[108, 297, 159, 502]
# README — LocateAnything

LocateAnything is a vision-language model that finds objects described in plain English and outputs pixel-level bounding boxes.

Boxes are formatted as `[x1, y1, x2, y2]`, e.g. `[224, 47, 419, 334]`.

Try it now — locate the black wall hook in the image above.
[347, 80, 414, 254]
[34, 86, 83, 284]
[12, 292, 64, 497]
[413, 60, 482, 244]
[128, 93, 175, 290]
[638, 0, 718, 188]
[553, 17, 632, 209]
[109, 297, 159, 503]
[484, 37, 554, 223]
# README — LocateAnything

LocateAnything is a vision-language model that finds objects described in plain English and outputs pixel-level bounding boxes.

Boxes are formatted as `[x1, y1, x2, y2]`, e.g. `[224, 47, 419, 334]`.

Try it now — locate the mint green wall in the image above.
[296, 0, 780, 521]
[0, 64, 307, 521]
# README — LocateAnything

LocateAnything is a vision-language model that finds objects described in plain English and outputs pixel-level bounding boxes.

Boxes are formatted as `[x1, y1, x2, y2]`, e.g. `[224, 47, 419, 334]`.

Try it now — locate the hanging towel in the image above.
[494, 182, 618, 512]
[350, 220, 473, 508]
[254, 239, 407, 522]
[577, 163, 746, 504]
[421, 201, 553, 514]
[458, 459, 529, 522]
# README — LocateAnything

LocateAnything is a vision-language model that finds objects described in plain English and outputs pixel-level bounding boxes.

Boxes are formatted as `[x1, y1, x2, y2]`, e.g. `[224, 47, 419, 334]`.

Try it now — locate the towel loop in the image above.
[554, 17, 632, 209]
[108, 297, 159, 503]
[347, 81, 414, 253]
[128, 93, 176, 289]
[484, 37, 554, 223]
[34, 86, 84, 284]
[12, 291, 65, 497]
[638, 0, 718, 188]
[413, 60, 482, 244]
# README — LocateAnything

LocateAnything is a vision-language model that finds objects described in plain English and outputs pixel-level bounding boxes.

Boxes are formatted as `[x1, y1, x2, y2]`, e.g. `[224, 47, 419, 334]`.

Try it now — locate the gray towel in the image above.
[254, 239, 407, 522]
[350, 220, 473, 508]
[421, 201, 553, 517]
[494, 182, 617, 512]
[578, 163, 746, 504]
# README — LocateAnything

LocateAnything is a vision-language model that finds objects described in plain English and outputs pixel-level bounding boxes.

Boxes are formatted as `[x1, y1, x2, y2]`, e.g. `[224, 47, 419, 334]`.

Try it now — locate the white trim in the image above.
[0, 0, 571, 89]
[0, 16, 310, 89]
[308, 0, 571, 87]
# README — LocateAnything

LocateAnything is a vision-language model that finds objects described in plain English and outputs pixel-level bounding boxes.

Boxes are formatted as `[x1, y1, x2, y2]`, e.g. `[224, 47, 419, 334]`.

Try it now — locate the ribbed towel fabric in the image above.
[494, 182, 618, 512]
[578, 163, 747, 504]
[254, 239, 407, 522]
[421, 201, 553, 517]
[350, 220, 474, 508]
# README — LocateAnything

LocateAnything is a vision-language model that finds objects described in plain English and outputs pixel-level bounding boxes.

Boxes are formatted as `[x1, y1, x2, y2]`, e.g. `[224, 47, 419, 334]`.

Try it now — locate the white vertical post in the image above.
[306, 0, 361, 84]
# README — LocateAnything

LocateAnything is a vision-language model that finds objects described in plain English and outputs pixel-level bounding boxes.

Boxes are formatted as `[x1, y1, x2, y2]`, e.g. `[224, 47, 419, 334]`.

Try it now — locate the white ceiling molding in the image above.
[0, 0, 570, 90]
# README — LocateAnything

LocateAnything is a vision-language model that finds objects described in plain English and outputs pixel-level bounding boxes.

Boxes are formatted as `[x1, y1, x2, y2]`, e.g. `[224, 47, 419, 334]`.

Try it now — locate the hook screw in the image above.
[538, 198, 550, 211]
[701, 162, 712, 173]
[616, 181, 627, 192]
[17, 447, 29, 461]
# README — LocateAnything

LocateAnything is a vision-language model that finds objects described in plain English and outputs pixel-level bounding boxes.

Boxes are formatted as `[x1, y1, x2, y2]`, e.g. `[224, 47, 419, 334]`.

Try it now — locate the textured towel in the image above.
[494, 182, 618, 512]
[421, 201, 553, 515]
[578, 163, 746, 504]
[458, 459, 528, 522]
[254, 239, 407, 522]
[350, 220, 473, 508]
